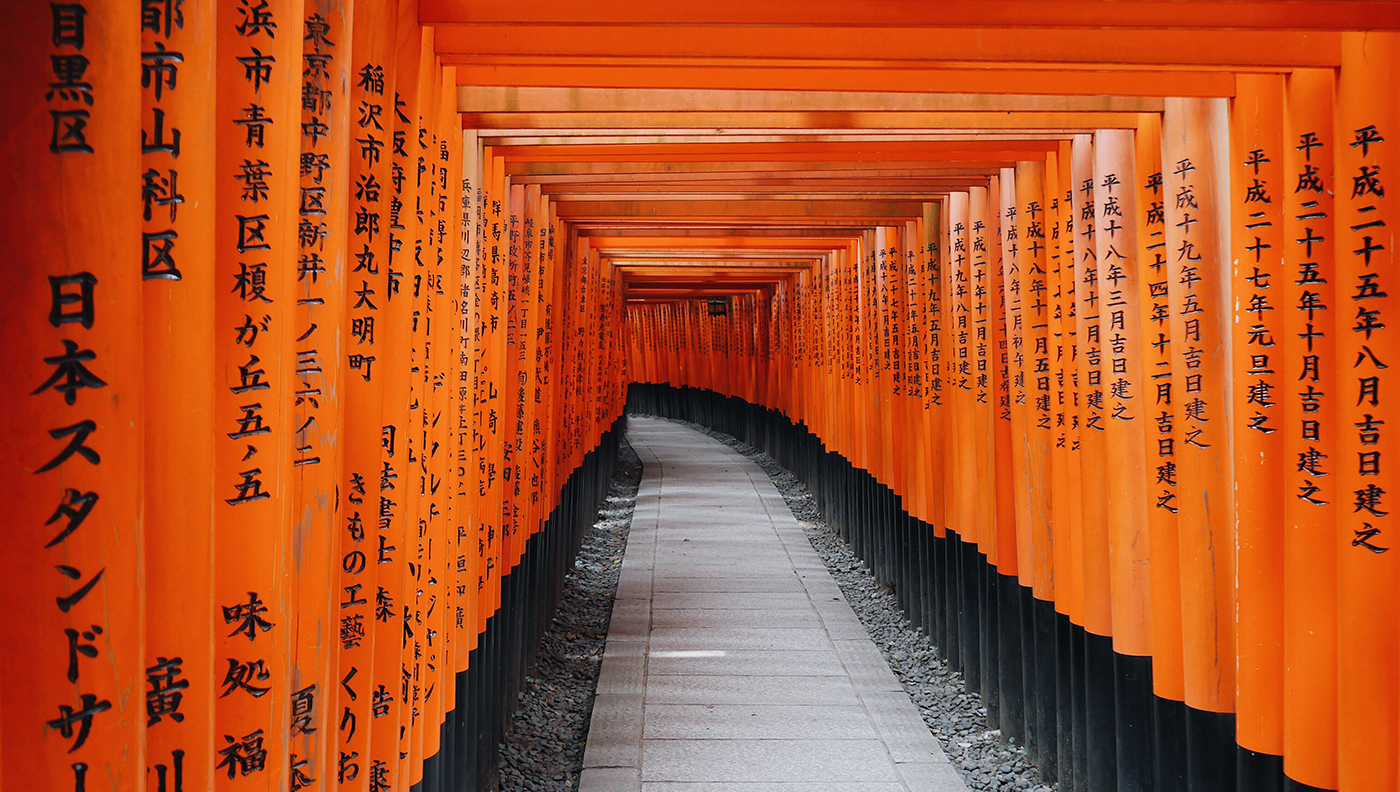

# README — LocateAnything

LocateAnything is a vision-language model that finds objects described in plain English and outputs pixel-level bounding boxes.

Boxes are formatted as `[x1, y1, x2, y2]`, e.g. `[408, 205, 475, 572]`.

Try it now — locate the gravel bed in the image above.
[497, 435, 643, 792]
[653, 415, 1054, 792]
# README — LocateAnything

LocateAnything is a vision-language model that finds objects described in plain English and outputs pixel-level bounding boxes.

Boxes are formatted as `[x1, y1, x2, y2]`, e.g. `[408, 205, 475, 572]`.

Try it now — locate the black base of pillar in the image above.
[1238, 745, 1285, 792]
[1114, 652, 1154, 792]
[1187, 707, 1237, 792]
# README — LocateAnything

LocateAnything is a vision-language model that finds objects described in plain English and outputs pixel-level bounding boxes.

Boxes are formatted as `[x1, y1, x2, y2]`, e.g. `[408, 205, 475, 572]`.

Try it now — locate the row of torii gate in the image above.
[3, 2, 1399, 792]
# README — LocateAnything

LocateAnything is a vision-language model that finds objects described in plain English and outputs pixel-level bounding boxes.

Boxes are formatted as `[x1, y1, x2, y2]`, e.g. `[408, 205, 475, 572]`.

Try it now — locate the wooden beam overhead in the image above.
[457, 87, 1164, 114]
[452, 62, 1237, 97]
[506, 160, 1021, 177]
[515, 165, 1004, 183]
[435, 25, 1343, 68]
[575, 226, 892, 238]
[494, 139, 1057, 160]
[553, 199, 924, 220]
[463, 112, 1140, 132]
[421, 0, 1400, 31]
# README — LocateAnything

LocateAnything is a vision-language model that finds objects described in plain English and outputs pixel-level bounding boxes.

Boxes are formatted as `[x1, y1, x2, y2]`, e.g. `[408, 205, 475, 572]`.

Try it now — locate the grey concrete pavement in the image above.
[581, 417, 966, 792]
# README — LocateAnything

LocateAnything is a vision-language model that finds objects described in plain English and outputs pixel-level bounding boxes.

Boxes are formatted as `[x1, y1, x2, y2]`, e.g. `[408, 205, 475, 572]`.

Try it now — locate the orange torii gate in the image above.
[4, 3, 1400, 792]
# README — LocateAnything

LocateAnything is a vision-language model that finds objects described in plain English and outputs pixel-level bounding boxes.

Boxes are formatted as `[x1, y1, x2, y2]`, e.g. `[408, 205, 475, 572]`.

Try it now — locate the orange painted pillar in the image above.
[487, 154, 509, 624]
[0, 2, 145, 789]
[435, 64, 455, 753]
[516, 187, 540, 566]
[1016, 161, 1054, 606]
[141, 0, 217, 788]
[1000, 167, 1031, 586]
[949, 192, 974, 544]
[943, 195, 960, 545]
[905, 219, 928, 522]
[990, 169, 1020, 738]
[1335, 32, 1400, 792]
[291, 1, 352, 786]
[1016, 158, 1057, 776]
[418, 61, 450, 771]
[970, 185, 997, 562]
[504, 182, 525, 574]
[989, 177, 1017, 582]
[379, 5, 422, 787]
[1279, 66, 1338, 792]
[341, 0, 397, 786]
[1162, 96, 1237, 783]
[1229, 73, 1288, 775]
[1135, 111, 1187, 737]
[969, 183, 996, 698]
[462, 133, 484, 660]
[1058, 139, 1087, 635]
[1046, 148, 1077, 629]
[473, 148, 496, 628]
[397, 27, 431, 787]
[925, 202, 949, 536]
[442, 73, 466, 709]
[1094, 128, 1152, 659]
[214, 0, 302, 787]
[1072, 130, 1118, 790]
[1095, 127, 1156, 789]
[1072, 132, 1114, 645]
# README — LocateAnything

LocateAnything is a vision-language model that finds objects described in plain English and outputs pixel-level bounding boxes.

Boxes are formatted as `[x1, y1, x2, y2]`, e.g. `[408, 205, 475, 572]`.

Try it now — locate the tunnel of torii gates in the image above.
[11, 1, 1400, 792]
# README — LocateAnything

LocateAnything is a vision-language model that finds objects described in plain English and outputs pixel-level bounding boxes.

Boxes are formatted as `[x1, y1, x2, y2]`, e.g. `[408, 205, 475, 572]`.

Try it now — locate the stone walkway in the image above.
[581, 417, 966, 791]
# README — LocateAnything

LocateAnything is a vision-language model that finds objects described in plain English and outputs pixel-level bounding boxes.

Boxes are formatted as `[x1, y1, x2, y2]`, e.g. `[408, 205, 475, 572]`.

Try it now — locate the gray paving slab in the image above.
[643, 704, 879, 740]
[649, 608, 820, 629]
[651, 592, 812, 610]
[641, 740, 903, 783]
[644, 673, 861, 706]
[583, 417, 965, 791]
[641, 785, 906, 792]
[646, 649, 846, 677]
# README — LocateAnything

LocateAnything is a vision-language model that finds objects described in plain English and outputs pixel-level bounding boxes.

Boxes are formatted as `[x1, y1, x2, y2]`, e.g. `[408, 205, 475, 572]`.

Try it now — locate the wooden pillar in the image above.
[1016, 161, 1055, 606]
[908, 217, 930, 523]
[926, 201, 949, 536]
[379, 5, 422, 787]
[971, 185, 997, 560]
[1095, 127, 1156, 791]
[214, 0, 303, 787]
[1001, 168, 1032, 588]
[993, 167, 1023, 742]
[1072, 133, 1114, 644]
[1072, 130, 1120, 792]
[1229, 72, 1288, 780]
[416, 58, 448, 772]
[1335, 32, 1400, 792]
[292, 1, 352, 786]
[1162, 96, 1237, 792]
[0, 2, 145, 789]
[1046, 147, 1076, 628]
[991, 176, 1018, 579]
[484, 153, 508, 626]
[1280, 66, 1338, 792]
[141, 0, 217, 788]
[1135, 110, 1190, 792]
[1017, 158, 1057, 780]
[950, 192, 974, 541]
[342, 1, 397, 787]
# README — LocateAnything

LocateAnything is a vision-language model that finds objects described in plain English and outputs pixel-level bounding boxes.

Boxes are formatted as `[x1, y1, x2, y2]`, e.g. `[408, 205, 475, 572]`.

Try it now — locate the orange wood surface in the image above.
[9, 4, 1400, 788]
